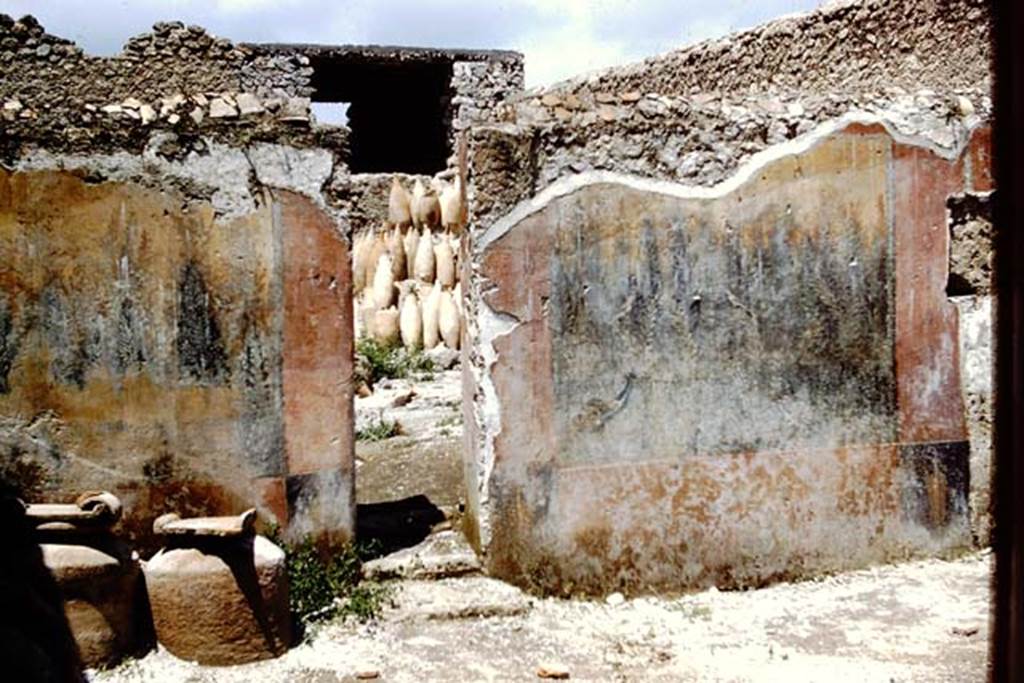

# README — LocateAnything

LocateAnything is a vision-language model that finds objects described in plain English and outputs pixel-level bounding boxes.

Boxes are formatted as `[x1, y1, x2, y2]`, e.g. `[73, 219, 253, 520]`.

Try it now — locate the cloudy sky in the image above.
[7, 0, 824, 87]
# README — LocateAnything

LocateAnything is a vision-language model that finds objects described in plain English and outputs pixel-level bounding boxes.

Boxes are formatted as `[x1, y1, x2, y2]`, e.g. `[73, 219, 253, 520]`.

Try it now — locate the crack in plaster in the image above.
[470, 299, 520, 549]
[476, 111, 984, 253]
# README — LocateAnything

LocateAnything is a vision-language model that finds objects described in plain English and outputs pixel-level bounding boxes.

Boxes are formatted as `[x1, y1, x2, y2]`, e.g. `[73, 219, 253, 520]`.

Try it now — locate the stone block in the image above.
[42, 539, 153, 668]
[236, 92, 264, 116]
[144, 535, 291, 665]
[208, 96, 237, 118]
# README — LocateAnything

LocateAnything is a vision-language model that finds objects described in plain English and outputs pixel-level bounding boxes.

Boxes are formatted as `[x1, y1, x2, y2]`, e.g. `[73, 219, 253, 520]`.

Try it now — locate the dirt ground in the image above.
[95, 550, 991, 682]
[354, 366, 463, 509]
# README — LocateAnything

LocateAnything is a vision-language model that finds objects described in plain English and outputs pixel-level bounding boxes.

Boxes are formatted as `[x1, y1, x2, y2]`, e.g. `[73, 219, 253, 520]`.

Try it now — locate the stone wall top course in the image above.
[521, 0, 990, 105]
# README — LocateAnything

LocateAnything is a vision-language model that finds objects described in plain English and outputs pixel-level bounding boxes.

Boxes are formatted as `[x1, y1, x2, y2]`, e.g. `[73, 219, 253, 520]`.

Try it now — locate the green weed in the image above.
[267, 529, 393, 628]
[356, 417, 402, 442]
[355, 338, 435, 388]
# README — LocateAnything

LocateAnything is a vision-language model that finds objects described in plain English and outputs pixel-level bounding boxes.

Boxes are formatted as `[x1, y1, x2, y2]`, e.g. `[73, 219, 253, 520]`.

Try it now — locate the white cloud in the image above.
[519, 28, 630, 87]
[212, 0, 280, 11]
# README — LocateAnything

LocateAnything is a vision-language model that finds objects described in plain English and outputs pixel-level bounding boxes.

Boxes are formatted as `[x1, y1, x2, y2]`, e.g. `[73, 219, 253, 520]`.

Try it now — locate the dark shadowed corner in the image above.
[991, 0, 1024, 680]
[0, 494, 85, 682]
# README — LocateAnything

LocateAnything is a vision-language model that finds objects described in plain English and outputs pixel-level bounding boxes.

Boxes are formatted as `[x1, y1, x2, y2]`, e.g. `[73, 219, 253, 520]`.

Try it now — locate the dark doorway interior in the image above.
[356, 495, 446, 558]
[309, 54, 452, 174]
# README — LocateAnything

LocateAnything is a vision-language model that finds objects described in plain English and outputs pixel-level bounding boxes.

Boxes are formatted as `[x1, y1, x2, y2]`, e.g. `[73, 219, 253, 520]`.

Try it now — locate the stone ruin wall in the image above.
[470, 0, 991, 226]
[0, 17, 325, 160]
[0, 0, 997, 596]
[0, 17, 349, 553]
[0, 15, 522, 553]
[538, 0, 988, 99]
[461, 0, 995, 593]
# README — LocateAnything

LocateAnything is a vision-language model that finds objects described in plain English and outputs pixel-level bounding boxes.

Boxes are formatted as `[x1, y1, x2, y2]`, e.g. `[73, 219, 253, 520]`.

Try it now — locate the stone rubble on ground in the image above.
[362, 530, 481, 581]
[536, 662, 570, 679]
[605, 592, 625, 607]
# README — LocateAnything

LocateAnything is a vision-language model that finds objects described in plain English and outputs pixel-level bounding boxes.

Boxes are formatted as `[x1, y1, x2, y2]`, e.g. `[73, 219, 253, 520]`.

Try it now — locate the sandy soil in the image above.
[355, 367, 463, 508]
[94, 550, 991, 682]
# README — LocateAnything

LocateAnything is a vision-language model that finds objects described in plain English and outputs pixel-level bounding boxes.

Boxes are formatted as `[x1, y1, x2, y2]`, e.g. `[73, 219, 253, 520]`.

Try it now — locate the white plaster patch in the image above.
[9, 134, 338, 224]
[151, 142, 256, 218]
[952, 294, 994, 544]
[12, 138, 257, 218]
[952, 295, 993, 397]
[246, 143, 334, 204]
[471, 298, 521, 549]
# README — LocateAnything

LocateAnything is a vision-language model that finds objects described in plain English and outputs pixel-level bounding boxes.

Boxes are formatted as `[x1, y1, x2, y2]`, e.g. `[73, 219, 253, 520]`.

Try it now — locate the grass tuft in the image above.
[355, 417, 402, 442]
[267, 528, 393, 629]
[355, 338, 435, 388]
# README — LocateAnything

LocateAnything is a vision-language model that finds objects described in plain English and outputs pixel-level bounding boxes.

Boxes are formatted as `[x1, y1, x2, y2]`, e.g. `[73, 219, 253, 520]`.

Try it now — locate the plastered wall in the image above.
[466, 119, 991, 594]
[0, 164, 353, 550]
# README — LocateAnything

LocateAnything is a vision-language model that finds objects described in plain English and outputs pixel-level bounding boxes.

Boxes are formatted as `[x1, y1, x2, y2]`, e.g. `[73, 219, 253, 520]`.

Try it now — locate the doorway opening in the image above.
[308, 50, 453, 174]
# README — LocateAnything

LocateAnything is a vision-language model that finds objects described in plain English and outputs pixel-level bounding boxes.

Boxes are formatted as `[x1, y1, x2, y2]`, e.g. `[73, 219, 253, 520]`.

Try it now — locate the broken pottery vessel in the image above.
[143, 509, 292, 665]
[28, 491, 154, 669]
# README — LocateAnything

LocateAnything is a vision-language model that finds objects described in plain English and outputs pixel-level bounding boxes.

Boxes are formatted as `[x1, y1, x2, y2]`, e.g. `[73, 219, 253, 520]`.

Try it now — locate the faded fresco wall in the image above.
[0, 15, 355, 552]
[0, 167, 353, 549]
[1, 0, 995, 597]
[467, 120, 991, 594]
[458, 0, 993, 593]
